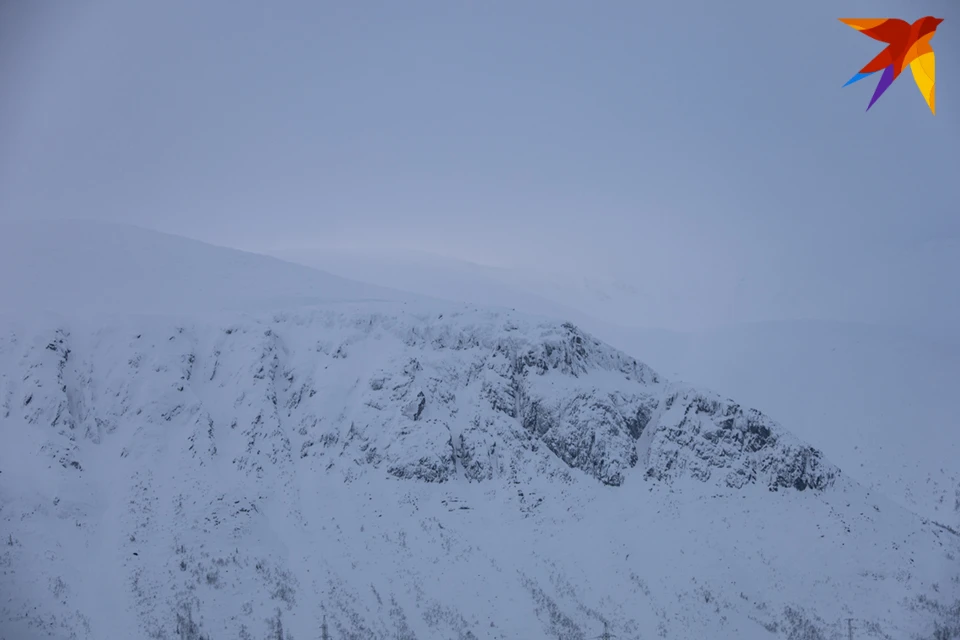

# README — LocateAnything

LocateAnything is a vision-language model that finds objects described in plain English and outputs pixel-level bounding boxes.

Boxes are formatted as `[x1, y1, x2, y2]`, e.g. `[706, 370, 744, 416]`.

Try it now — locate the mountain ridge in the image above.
[266, 243, 960, 529]
[0, 220, 420, 317]
[0, 222, 956, 639]
[2, 304, 955, 639]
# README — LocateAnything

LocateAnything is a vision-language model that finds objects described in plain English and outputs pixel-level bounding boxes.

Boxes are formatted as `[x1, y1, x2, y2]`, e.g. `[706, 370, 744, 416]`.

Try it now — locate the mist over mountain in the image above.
[271, 245, 960, 531]
[1, 222, 957, 639]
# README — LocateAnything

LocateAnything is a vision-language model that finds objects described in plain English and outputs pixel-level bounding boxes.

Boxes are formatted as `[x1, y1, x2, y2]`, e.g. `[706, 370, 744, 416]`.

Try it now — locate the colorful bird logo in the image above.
[840, 16, 943, 114]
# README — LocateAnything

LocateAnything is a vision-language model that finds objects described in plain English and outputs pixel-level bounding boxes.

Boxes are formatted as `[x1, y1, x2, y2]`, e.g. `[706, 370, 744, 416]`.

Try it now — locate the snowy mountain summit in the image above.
[0, 223, 956, 640]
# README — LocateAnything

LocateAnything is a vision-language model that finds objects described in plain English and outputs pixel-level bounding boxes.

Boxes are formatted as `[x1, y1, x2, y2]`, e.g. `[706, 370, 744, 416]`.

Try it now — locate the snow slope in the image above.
[271, 248, 960, 529]
[272, 238, 960, 339]
[0, 224, 957, 639]
[271, 247, 598, 328]
[603, 321, 960, 530]
[0, 221, 416, 316]
[2, 307, 957, 640]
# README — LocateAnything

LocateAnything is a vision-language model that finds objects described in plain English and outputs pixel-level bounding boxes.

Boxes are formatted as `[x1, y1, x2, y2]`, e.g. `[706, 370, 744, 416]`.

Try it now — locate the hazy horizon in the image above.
[2, 0, 957, 334]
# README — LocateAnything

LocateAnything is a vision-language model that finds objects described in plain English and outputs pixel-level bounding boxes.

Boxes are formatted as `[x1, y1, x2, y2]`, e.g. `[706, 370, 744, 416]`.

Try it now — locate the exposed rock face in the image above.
[343, 316, 838, 492]
[642, 389, 837, 492]
[0, 309, 836, 493]
[1, 307, 952, 640]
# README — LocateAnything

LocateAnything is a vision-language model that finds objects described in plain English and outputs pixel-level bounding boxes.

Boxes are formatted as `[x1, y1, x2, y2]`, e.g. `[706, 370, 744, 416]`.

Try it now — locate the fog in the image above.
[2, 0, 957, 334]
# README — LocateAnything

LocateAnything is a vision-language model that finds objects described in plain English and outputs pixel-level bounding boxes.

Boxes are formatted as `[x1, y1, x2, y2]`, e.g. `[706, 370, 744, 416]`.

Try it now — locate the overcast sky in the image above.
[1, 0, 957, 334]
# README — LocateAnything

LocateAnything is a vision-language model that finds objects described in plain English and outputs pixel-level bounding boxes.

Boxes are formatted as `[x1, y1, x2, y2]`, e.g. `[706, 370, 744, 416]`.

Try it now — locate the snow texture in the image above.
[0, 222, 957, 640]
[273, 247, 960, 532]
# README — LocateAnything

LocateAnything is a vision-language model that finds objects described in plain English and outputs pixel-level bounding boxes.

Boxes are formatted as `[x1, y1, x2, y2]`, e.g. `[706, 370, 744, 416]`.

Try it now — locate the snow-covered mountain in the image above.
[270, 247, 960, 530]
[0, 221, 416, 317]
[270, 247, 597, 328]
[603, 321, 960, 530]
[1, 223, 958, 640]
